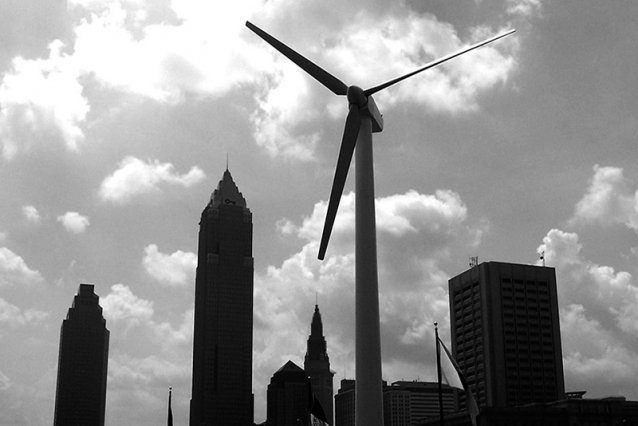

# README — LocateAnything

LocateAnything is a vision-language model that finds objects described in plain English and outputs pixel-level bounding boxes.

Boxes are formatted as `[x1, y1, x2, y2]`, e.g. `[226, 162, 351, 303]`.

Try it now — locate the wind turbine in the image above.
[246, 21, 514, 426]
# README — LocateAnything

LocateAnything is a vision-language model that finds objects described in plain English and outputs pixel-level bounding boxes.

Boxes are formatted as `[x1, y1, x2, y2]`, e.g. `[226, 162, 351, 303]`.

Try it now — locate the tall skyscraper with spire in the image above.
[190, 169, 254, 426]
[304, 304, 334, 425]
[53, 284, 109, 426]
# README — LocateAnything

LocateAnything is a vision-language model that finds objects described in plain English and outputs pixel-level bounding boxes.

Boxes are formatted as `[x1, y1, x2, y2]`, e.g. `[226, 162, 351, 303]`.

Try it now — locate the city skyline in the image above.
[2, 1, 638, 425]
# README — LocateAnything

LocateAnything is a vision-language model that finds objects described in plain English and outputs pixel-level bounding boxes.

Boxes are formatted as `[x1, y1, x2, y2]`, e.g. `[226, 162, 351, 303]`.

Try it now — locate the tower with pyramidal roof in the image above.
[189, 169, 254, 426]
[304, 304, 334, 425]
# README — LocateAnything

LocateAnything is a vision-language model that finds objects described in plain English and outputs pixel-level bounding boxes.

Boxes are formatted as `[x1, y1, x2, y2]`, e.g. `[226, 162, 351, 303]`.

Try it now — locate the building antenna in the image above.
[540, 250, 545, 267]
[226, 153, 229, 171]
[469, 256, 479, 268]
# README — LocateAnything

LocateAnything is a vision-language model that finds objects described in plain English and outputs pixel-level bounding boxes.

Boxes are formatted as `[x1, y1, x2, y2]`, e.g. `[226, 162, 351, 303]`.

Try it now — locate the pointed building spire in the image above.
[304, 303, 334, 425]
[209, 169, 247, 208]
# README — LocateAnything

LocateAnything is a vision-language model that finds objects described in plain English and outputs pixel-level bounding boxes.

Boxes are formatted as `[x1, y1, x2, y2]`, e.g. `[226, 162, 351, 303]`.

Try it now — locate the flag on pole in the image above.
[167, 387, 173, 426]
[308, 381, 330, 426]
[437, 336, 479, 426]
[310, 395, 329, 426]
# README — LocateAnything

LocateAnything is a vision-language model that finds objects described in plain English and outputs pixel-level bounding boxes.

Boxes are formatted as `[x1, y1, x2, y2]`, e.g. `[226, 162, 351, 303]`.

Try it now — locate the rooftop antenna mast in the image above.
[247, 21, 515, 426]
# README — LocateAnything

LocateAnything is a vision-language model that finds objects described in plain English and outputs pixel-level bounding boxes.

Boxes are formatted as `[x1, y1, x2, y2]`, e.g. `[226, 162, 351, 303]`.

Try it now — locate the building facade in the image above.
[190, 169, 254, 426]
[335, 379, 356, 426]
[336, 380, 453, 426]
[448, 261, 565, 409]
[389, 381, 455, 425]
[267, 360, 311, 426]
[304, 304, 334, 425]
[53, 284, 109, 426]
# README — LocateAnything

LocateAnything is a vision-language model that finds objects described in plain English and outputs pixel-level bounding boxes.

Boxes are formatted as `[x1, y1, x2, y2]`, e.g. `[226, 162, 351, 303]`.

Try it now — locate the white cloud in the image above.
[0, 298, 48, 327]
[99, 156, 205, 204]
[537, 229, 638, 393]
[0, 371, 11, 391]
[0, 40, 89, 161]
[506, 0, 542, 17]
[21, 206, 41, 224]
[142, 244, 196, 286]
[70, 0, 265, 102]
[570, 165, 638, 230]
[0, 247, 44, 287]
[57, 211, 90, 234]
[101, 284, 154, 328]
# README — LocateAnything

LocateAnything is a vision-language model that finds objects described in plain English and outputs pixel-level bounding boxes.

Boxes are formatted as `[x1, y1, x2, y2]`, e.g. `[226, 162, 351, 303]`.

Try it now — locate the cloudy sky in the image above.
[2, 0, 638, 424]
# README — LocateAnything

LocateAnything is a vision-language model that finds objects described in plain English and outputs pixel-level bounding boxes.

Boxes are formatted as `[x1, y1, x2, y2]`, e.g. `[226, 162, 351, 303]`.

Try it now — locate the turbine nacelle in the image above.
[347, 85, 367, 107]
[347, 86, 384, 133]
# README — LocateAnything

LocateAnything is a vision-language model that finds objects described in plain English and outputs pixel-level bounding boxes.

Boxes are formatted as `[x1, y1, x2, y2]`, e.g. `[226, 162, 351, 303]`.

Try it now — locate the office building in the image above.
[335, 380, 453, 426]
[267, 360, 311, 426]
[190, 169, 254, 426]
[335, 379, 356, 426]
[53, 284, 109, 426]
[304, 304, 334, 424]
[448, 261, 565, 409]
[389, 381, 455, 425]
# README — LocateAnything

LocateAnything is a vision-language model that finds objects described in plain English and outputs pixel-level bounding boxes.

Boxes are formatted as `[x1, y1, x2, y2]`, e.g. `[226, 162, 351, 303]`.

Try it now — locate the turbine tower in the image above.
[247, 21, 514, 426]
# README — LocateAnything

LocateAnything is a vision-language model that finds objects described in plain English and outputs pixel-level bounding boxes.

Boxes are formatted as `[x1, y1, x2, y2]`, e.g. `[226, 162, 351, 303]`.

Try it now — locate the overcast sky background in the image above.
[2, 0, 638, 424]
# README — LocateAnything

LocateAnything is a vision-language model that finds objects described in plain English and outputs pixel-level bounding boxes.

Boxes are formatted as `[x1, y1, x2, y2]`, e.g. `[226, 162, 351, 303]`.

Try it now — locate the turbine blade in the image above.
[246, 21, 348, 96]
[364, 29, 516, 96]
[318, 106, 361, 260]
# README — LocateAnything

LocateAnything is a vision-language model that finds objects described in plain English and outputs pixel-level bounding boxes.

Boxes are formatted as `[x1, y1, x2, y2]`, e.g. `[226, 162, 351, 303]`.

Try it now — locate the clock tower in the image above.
[304, 304, 334, 425]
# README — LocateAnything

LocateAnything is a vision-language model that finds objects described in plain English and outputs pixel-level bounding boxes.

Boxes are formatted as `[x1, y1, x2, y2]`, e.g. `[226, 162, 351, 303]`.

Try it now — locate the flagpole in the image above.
[435, 322, 445, 426]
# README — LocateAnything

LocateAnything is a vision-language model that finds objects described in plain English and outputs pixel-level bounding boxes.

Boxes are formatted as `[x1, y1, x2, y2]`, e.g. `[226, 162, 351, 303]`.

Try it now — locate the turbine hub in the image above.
[347, 86, 367, 108]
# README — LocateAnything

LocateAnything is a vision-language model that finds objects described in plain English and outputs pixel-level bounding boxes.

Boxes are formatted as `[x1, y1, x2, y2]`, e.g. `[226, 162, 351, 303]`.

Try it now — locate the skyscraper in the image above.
[304, 304, 334, 424]
[190, 169, 254, 426]
[267, 360, 311, 426]
[448, 261, 565, 409]
[53, 284, 109, 426]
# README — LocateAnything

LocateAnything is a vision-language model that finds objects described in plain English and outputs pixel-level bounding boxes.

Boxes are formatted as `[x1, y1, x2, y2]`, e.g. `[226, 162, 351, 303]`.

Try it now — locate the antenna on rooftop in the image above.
[540, 251, 545, 267]
[469, 256, 479, 268]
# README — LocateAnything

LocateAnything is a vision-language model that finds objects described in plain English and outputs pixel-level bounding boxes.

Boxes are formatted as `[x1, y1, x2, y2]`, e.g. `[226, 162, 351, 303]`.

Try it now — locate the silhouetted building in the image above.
[304, 304, 334, 424]
[336, 380, 452, 426]
[389, 381, 455, 425]
[53, 284, 109, 426]
[419, 396, 638, 426]
[190, 169, 254, 426]
[267, 360, 311, 426]
[335, 379, 356, 426]
[448, 261, 565, 409]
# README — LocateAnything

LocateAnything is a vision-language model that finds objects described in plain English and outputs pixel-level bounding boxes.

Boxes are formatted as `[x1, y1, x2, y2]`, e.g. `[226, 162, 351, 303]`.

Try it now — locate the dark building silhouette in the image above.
[448, 261, 565, 409]
[304, 304, 334, 424]
[189, 169, 254, 426]
[267, 360, 311, 426]
[388, 381, 455, 425]
[419, 395, 638, 426]
[53, 284, 109, 426]
[335, 380, 455, 426]
[335, 379, 356, 426]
